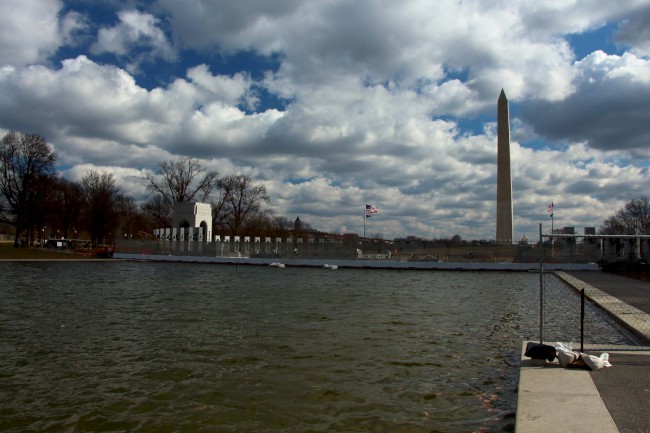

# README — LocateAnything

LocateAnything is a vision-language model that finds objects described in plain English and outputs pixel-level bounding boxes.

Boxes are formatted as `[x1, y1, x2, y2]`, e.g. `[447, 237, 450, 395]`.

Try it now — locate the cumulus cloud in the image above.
[614, 4, 650, 56]
[0, 0, 63, 66]
[0, 56, 154, 144]
[156, 0, 644, 104]
[62, 163, 151, 200]
[521, 51, 650, 157]
[0, 0, 649, 240]
[157, 0, 301, 53]
[60, 10, 91, 46]
[90, 9, 176, 69]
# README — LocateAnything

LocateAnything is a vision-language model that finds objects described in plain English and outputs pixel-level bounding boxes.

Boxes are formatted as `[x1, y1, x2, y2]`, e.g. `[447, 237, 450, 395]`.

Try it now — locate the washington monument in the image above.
[496, 89, 513, 243]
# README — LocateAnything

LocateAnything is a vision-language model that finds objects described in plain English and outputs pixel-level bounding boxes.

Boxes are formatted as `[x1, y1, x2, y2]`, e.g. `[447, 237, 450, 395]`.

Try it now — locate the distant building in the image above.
[294, 216, 302, 234]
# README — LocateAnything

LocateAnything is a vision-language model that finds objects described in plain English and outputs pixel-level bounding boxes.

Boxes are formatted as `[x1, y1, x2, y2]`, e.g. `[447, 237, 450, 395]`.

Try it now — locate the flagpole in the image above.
[363, 205, 366, 238]
[546, 200, 555, 257]
[550, 201, 554, 257]
[363, 204, 378, 238]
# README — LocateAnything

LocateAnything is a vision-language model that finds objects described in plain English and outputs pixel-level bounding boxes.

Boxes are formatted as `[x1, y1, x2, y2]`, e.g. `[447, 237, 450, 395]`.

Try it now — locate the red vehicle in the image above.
[93, 244, 115, 258]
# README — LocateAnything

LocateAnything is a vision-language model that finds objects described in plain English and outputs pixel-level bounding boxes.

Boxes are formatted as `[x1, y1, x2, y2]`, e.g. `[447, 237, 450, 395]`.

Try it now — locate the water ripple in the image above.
[0, 262, 631, 432]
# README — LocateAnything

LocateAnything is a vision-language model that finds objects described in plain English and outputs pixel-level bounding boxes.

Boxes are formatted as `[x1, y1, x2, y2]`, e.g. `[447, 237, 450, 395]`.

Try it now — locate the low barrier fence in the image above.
[549, 271, 650, 351]
[115, 238, 361, 260]
[533, 228, 650, 351]
[115, 237, 626, 263]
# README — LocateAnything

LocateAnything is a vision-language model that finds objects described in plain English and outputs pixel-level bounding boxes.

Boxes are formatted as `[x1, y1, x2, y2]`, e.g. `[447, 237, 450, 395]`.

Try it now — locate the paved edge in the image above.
[515, 341, 619, 433]
[554, 271, 650, 344]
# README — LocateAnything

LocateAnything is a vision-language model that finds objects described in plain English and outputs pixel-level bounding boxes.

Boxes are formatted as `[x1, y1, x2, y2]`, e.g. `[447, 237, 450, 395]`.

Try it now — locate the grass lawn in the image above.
[0, 243, 99, 260]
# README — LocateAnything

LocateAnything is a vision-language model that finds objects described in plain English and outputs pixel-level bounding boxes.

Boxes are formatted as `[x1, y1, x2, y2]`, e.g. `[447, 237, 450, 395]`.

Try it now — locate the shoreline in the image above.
[111, 252, 599, 271]
[0, 258, 123, 262]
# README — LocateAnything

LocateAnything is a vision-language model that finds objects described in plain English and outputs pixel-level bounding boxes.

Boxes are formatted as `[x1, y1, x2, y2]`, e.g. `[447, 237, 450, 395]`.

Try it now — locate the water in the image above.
[0, 262, 631, 432]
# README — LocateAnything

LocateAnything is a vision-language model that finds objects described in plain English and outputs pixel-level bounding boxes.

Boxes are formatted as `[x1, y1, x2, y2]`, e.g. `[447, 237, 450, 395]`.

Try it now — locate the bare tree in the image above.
[240, 210, 275, 237]
[141, 194, 172, 228]
[210, 188, 230, 235]
[601, 197, 650, 234]
[144, 156, 219, 207]
[47, 177, 84, 239]
[81, 170, 120, 246]
[214, 174, 271, 236]
[115, 193, 139, 238]
[272, 216, 293, 237]
[0, 132, 57, 246]
[601, 215, 626, 235]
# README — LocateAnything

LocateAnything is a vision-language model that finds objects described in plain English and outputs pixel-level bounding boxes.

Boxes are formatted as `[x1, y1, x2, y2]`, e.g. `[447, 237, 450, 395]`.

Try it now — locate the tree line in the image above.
[0, 131, 312, 248]
[601, 197, 650, 235]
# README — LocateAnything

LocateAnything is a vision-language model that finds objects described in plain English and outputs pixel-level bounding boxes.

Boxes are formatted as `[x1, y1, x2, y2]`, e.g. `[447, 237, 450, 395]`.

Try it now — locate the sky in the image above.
[1, 0, 649, 241]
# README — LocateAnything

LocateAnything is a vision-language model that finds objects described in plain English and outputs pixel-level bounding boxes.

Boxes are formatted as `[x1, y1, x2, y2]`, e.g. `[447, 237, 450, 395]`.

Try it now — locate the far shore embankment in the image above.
[0, 243, 106, 261]
[112, 252, 599, 271]
[0, 243, 601, 270]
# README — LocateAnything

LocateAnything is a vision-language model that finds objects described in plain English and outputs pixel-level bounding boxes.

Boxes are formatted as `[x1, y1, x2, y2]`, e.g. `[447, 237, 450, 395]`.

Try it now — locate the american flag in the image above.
[548, 202, 554, 217]
[366, 204, 379, 216]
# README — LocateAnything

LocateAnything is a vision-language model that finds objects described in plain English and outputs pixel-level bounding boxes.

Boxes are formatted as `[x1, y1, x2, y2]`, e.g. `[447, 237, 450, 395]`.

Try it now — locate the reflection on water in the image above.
[0, 262, 630, 432]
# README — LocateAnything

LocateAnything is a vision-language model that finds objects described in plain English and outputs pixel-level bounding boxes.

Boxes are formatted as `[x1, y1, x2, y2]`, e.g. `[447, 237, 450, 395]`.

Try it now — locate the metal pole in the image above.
[363, 207, 366, 238]
[539, 223, 544, 344]
[551, 211, 554, 257]
[580, 288, 585, 352]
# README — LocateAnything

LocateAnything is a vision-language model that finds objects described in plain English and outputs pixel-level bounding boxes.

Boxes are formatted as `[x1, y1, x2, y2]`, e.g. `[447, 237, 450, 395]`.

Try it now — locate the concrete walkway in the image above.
[590, 351, 650, 433]
[516, 271, 650, 433]
[516, 344, 620, 433]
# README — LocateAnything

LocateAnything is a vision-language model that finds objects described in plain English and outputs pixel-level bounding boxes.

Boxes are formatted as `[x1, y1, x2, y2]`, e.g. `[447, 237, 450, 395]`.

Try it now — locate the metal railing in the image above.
[551, 271, 650, 351]
[538, 225, 650, 351]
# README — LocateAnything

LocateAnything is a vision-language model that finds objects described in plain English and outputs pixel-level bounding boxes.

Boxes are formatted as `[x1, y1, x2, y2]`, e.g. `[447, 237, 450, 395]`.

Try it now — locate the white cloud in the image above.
[0, 0, 63, 66]
[186, 65, 256, 107]
[90, 9, 176, 64]
[157, 0, 637, 104]
[62, 163, 151, 200]
[0, 0, 649, 241]
[157, 0, 301, 52]
[60, 10, 90, 46]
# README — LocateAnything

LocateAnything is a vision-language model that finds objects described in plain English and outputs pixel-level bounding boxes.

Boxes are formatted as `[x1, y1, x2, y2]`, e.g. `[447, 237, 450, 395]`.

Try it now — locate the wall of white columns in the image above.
[147, 231, 361, 259]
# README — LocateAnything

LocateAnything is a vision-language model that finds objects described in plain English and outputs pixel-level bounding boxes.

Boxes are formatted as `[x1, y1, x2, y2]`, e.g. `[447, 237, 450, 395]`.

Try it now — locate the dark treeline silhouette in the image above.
[600, 197, 650, 235]
[0, 131, 314, 247]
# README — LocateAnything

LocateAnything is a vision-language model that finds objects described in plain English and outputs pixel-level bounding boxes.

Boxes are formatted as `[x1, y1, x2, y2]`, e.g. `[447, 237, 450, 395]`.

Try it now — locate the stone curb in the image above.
[554, 271, 650, 344]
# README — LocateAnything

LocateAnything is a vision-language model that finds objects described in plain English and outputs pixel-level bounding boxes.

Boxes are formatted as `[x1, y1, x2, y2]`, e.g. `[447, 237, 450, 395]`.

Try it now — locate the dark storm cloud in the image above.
[520, 53, 650, 158]
[614, 5, 650, 55]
